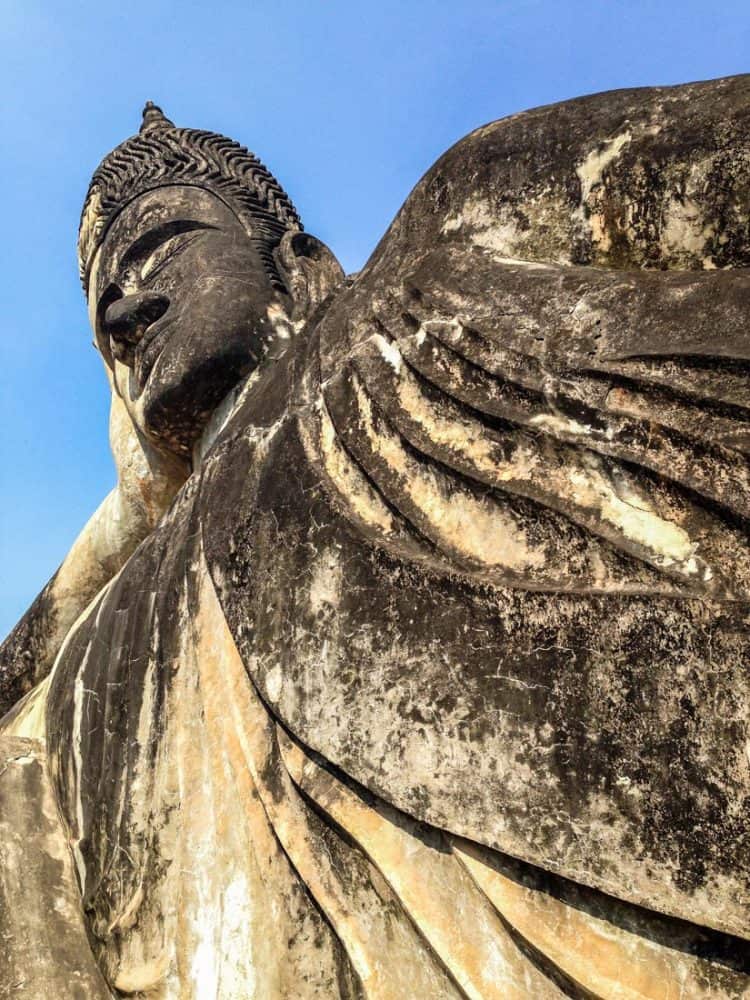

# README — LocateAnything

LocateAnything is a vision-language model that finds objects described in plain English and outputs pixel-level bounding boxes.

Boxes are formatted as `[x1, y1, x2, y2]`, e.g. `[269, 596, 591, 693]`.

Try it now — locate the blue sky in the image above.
[1, 0, 749, 635]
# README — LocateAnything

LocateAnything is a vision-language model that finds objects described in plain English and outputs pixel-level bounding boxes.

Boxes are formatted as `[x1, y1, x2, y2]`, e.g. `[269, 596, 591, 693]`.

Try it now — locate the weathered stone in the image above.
[3, 79, 750, 996]
[0, 737, 111, 998]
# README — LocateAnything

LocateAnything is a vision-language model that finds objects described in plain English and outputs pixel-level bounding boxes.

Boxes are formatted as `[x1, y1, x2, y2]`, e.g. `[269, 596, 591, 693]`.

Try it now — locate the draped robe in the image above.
[22, 307, 748, 995]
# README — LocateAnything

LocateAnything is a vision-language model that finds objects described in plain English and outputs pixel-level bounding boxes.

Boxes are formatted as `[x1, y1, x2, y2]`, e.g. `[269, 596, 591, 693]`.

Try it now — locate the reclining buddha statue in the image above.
[2, 76, 750, 997]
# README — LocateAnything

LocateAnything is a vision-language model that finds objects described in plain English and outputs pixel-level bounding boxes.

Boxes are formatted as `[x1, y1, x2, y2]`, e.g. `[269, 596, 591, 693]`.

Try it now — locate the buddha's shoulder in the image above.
[370, 74, 750, 274]
[408, 74, 750, 214]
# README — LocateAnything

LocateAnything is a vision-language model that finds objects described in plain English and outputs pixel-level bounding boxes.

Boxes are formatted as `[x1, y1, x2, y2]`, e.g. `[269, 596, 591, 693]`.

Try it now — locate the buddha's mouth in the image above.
[133, 317, 178, 393]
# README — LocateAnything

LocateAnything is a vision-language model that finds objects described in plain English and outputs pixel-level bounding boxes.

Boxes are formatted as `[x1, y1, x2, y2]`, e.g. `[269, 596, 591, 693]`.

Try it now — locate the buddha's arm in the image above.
[0, 391, 188, 717]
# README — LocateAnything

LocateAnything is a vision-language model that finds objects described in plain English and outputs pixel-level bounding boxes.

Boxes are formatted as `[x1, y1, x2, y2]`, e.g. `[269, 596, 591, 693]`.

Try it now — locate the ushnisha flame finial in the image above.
[140, 101, 174, 133]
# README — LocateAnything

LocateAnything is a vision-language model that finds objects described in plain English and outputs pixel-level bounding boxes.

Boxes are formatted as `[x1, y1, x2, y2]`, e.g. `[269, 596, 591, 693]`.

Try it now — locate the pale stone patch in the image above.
[531, 413, 697, 565]
[441, 195, 524, 258]
[298, 389, 396, 536]
[576, 131, 632, 208]
[308, 549, 343, 616]
[574, 130, 632, 252]
[265, 664, 283, 703]
[353, 373, 544, 572]
[373, 332, 403, 372]
[0, 676, 50, 741]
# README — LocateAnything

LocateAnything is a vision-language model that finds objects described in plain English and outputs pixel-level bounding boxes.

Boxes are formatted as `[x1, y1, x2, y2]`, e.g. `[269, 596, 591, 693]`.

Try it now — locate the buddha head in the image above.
[79, 102, 342, 458]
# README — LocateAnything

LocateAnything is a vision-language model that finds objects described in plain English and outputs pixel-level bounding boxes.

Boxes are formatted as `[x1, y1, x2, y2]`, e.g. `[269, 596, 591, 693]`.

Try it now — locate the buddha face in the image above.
[89, 186, 293, 456]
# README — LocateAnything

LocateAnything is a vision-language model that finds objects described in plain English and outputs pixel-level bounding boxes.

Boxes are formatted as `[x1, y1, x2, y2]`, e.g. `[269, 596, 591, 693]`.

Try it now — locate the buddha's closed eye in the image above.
[117, 219, 216, 285]
[140, 230, 206, 281]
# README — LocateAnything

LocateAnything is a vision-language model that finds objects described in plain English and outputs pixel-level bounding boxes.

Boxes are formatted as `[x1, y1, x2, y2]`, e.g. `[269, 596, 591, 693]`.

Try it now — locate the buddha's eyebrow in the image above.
[119, 219, 216, 272]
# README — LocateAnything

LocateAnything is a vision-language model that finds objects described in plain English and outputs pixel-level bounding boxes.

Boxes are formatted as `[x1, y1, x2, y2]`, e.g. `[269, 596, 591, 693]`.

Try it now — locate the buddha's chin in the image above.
[136, 357, 254, 458]
[138, 391, 211, 459]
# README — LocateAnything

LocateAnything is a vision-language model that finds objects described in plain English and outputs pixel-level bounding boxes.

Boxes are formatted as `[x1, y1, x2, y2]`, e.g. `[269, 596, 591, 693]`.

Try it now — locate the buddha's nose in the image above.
[104, 291, 170, 362]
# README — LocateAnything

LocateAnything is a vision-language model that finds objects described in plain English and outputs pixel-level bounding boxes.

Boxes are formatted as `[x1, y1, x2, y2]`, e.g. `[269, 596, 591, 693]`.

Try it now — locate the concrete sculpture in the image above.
[2, 78, 750, 997]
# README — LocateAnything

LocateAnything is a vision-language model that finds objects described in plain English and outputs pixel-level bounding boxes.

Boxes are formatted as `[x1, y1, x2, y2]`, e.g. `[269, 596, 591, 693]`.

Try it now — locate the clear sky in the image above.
[1, 0, 749, 635]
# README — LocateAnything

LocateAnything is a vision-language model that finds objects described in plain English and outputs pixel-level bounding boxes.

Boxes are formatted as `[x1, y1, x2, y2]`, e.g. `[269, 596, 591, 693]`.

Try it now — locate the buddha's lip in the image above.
[134, 317, 177, 392]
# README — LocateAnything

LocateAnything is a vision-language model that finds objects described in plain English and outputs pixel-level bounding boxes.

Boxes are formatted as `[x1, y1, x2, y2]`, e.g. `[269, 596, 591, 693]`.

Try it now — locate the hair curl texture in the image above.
[78, 102, 302, 293]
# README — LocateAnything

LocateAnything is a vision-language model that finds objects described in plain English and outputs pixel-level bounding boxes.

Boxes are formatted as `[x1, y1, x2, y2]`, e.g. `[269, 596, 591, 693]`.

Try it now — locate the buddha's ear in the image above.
[275, 231, 345, 325]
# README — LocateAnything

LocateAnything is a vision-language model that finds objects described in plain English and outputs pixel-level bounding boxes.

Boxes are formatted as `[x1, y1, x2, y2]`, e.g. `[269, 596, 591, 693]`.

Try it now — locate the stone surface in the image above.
[2, 78, 750, 996]
[0, 737, 111, 998]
